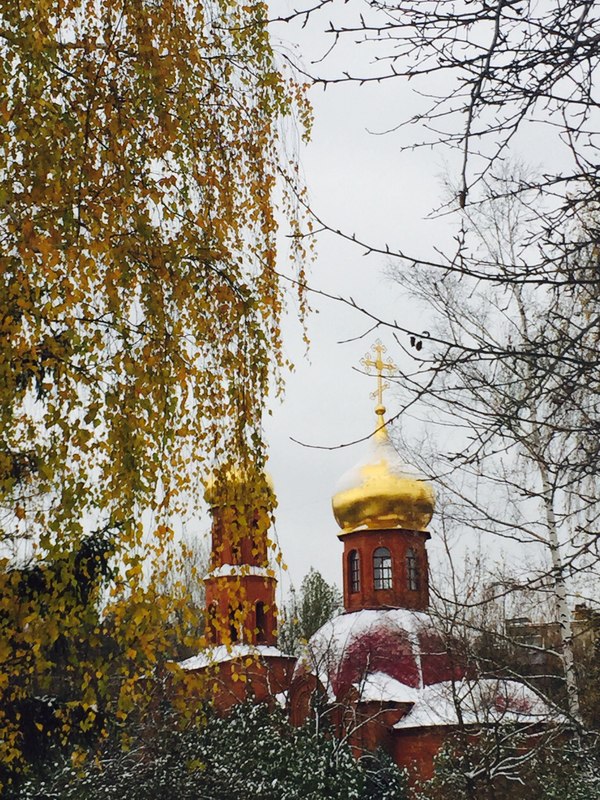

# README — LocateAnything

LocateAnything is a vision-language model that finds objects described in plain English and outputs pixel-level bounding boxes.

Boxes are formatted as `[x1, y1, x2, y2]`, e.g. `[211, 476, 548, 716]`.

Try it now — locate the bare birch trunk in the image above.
[514, 289, 582, 726]
[538, 463, 582, 725]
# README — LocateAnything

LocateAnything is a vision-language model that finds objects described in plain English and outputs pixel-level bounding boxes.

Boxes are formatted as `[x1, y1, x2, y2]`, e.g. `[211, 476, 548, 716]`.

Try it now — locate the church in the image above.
[178, 343, 556, 781]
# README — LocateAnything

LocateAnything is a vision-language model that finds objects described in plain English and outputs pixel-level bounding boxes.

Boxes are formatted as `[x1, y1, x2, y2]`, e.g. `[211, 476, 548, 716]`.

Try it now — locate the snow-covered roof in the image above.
[355, 671, 419, 704]
[179, 644, 288, 671]
[393, 678, 561, 730]
[296, 608, 435, 699]
[298, 610, 560, 733]
[204, 564, 274, 580]
[300, 608, 433, 668]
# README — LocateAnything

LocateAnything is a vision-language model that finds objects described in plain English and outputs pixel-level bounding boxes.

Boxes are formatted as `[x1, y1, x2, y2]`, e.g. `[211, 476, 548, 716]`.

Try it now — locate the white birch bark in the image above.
[538, 463, 582, 724]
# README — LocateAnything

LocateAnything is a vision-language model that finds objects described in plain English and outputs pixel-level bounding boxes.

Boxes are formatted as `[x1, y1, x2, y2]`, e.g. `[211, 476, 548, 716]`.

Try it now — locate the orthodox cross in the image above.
[360, 340, 396, 411]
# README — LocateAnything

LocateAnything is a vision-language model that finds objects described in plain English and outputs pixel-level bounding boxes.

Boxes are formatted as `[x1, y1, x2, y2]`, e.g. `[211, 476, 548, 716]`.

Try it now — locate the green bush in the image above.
[12, 703, 408, 800]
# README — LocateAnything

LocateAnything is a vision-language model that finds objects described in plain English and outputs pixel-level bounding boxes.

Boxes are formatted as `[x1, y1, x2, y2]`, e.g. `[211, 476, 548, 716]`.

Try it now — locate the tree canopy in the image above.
[279, 567, 342, 655]
[0, 0, 309, 776]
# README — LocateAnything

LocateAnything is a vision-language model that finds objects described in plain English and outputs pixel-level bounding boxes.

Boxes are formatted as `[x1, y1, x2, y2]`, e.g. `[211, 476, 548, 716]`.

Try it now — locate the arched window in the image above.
[407, 548, 419, 591]
[231, 539, 241, 564]
[256, 601, 266, 643]
[229, 605, 239, 643]
[207, 602, 218, 643]
[373, 547, 392, 590]
[348, 550, 360, 593]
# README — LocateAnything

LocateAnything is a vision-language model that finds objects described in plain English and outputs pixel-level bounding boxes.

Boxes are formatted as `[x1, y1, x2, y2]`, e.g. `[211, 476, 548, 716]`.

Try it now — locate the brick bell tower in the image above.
[331, 342, 435, 613]
[178, 468, 295, 714]
[203, 470, 278, 646]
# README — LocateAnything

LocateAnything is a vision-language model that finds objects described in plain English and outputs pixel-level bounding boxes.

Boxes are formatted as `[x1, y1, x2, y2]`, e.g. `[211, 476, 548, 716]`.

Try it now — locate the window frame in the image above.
[349, 550, 361, 593]
[229, 605, 240, 643]
[373, 546, 393, 590]
[407, 547, 419, 591]
[255, 600, 267, 642]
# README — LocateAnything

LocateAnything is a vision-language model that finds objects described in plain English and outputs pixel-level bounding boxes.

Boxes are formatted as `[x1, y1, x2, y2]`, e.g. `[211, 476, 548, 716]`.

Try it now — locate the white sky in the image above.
[187, 2, 587, 606]
[261, 6, 459, 593]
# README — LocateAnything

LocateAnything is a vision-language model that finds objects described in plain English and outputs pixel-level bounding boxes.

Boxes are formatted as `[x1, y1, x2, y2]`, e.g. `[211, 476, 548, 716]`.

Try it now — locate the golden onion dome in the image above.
[332, 408, 435, 534]
[204, 467, 275, 509]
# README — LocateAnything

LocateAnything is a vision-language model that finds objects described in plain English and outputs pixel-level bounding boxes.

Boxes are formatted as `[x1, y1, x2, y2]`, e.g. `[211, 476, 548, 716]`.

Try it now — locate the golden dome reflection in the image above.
[331, 420, 435, 535]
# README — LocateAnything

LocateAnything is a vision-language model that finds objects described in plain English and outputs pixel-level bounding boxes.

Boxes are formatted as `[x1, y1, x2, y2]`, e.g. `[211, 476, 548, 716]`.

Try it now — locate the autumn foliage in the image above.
[0, 0, 309, 778]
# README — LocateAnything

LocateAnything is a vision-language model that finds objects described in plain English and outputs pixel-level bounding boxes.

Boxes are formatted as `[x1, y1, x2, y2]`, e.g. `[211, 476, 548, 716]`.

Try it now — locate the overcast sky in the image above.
[260, 5, 459, 594]
[179, 1, 591, 612]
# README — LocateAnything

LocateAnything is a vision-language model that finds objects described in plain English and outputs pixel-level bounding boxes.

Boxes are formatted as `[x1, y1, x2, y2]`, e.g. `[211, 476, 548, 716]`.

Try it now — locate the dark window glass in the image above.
[349, 550, 360, 593]
[373, 547, 392, 590]
[407, 548, 419, 591]
[256, 601, 266, 642]
[207, 602, 218, 642]
[229, 605, 239, 643]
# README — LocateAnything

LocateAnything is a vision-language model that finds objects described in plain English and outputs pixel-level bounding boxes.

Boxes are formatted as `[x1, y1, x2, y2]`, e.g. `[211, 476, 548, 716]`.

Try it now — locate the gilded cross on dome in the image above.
[360, 341, 396, 438]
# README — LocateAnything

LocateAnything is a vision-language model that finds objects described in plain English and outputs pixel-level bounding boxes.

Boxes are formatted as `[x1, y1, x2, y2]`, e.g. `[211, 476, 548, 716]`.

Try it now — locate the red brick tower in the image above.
[179, 469, 295, 712]
[203, 474, 278, 646]
[331, 343, 435, 614]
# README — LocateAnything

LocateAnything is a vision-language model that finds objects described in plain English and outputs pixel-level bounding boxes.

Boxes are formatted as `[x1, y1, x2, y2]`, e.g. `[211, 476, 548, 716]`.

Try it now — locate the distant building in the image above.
[506, 605, 600, 660]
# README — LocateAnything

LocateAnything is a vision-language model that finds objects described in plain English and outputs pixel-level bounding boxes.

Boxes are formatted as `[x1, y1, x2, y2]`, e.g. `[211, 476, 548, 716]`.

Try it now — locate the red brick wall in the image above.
[205, 574, 278, 646]
[204, 502, 278, 646]
[209, 506, 269, 568]
[392, 727, 448, 781]
[343, 702, 408, 758]
[187, 654, 296, 714]
[289, 672, 318, 727]
[341, 528, 430, 612]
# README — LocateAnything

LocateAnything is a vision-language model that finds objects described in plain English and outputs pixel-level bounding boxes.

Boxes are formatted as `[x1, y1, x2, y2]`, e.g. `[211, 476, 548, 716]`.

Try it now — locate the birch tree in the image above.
[0, 0, 310, 777]
[277, 0, 600, 466]
[389, 174, 599, 725]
